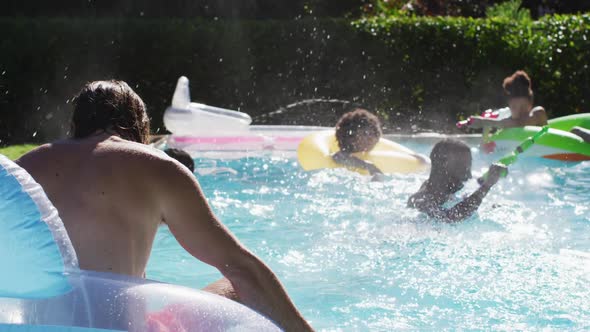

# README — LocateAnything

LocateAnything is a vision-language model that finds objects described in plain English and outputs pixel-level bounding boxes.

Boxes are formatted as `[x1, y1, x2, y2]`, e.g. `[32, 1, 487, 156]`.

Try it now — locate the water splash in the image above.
[148, 140, 590, 330]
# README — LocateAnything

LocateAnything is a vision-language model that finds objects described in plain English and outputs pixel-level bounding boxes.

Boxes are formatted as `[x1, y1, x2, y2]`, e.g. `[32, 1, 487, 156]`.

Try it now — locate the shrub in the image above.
[0, 15, 588, 144]
[486, 0, 531, 21]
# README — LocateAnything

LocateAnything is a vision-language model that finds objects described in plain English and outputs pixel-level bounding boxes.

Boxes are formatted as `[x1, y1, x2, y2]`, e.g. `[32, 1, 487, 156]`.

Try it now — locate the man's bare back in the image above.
[18, 134, 167, 276]
[15, 80, 313, 331]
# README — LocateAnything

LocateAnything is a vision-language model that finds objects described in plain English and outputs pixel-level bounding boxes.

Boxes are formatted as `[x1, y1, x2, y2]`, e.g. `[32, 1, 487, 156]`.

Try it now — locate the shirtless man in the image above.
[17, 80, 312, 331]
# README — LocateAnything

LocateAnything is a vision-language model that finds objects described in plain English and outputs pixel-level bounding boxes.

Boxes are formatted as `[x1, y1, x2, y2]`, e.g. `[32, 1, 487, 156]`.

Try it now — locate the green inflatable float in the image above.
[489, 113, 590, 161]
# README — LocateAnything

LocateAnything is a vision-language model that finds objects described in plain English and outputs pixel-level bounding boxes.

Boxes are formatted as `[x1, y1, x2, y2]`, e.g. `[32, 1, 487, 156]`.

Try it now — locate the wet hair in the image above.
[503, 70, 533, 101]
[164, 148, 194, 172]
[335, 108, 382, 153]
[71, 80, 150, 144]
[429, 138, 471, 179]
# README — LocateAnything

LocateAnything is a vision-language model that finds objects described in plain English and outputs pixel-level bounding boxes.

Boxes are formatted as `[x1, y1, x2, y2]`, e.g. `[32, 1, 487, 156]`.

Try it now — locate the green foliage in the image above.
[486, 0, 531, 22]
[0, 144, 38, 160]
[1, 0, 365, 19]
[0, 15, 589, 144]
[370, 0, 408, 17]
[364, 0, 491, 18]
[354, 14, 590, 122]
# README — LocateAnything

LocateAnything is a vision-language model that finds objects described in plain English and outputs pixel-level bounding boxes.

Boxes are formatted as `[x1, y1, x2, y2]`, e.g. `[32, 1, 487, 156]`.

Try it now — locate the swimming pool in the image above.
[147, 137, 590, 330]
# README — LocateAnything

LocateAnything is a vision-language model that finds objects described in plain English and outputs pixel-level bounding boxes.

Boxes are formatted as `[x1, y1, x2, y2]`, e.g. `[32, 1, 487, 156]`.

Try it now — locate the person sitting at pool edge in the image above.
[17, 80, 313, 332]
[466, 70, 548, 129]
[408, 139, 507, 222]
[332, 108, 384, 177]
[164, 148, 194, 173]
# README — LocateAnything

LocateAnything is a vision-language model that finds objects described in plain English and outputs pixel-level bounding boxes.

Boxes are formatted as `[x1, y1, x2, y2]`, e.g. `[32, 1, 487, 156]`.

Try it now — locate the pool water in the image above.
[147, 138, 590, 331]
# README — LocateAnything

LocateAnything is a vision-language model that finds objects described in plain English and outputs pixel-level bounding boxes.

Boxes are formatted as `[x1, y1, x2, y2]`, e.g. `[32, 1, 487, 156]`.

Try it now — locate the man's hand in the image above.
[482, 163, 508, 188]
[466, 116, 487, 129]
[366, 163, 383, 176]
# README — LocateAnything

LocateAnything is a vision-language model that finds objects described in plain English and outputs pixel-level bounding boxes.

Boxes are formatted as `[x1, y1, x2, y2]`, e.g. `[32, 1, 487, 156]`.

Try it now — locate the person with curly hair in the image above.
[466, 70, 548, 129]
[331, 108, 384, 177]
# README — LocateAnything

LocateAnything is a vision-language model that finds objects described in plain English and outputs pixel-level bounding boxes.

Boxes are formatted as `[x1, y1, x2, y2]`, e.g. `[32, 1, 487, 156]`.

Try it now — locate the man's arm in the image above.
[434, 164, 506, 222]
[468, 107, 547, 129]
[529, 106, 548, 126]
[410, 165, 506, 222]
[157, 159, 313, 331]
[408, 191, 480, 222]
[332, 151, 383, 175]
[432, 185, 492, 222]
[468, 116, 522, 129]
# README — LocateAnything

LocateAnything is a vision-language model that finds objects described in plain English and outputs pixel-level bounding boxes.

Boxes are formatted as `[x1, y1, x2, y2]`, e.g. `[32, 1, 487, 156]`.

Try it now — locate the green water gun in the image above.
[478, 126, 549, 184]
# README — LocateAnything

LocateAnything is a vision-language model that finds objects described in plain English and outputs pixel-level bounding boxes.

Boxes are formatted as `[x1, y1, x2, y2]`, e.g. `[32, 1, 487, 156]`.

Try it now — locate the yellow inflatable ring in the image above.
[297, 131, 431, 174]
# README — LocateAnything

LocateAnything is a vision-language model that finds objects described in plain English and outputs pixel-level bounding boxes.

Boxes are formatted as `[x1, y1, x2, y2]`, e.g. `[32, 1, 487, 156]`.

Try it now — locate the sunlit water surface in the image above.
[147, 138, 590, 331]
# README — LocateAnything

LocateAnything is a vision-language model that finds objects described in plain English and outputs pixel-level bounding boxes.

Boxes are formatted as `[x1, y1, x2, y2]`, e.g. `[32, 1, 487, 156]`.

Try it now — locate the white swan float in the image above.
[163, 77, 330, 155]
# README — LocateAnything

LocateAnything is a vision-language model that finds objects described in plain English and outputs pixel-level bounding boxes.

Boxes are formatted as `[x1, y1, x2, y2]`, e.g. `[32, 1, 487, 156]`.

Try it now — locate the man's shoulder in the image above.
[102, 138, 168, 160]
[16, 142, 57, 167]
[528, 106, 548, 126]
[19, 137, 170, 169]
[96, 139, 184, 178]
[103, 139, 192, 178]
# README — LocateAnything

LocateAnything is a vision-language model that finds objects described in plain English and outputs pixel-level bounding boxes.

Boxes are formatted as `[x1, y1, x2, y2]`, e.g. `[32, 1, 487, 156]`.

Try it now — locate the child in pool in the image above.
[164, 148, 194, 173]
[332, 108, 384, 177]
[466, 70, 548, 129]
[407, 139, 507, 222]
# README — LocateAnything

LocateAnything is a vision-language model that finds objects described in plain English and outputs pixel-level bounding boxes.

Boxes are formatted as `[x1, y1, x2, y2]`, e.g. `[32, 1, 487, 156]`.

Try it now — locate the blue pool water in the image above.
[147, 138, 590, 331]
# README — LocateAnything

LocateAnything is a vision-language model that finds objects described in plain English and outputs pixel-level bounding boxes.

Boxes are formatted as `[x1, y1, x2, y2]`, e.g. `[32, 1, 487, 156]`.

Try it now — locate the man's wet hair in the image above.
[71, 80, 150, 144]
[429, 138, 471, 178]
[164, 148, 195, 173]
[335, 108, 382, 153]
[503, 70, 533, 101]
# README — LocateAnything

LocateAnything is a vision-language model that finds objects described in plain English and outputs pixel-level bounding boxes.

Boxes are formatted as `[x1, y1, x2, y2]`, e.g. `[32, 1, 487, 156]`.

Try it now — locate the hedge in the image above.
[0, 15, 589, 145]
[1, 0, 364, 19]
